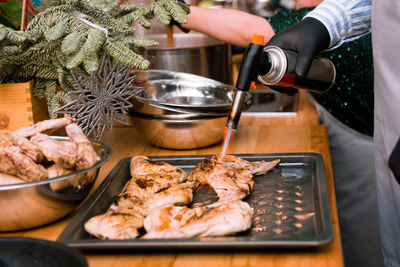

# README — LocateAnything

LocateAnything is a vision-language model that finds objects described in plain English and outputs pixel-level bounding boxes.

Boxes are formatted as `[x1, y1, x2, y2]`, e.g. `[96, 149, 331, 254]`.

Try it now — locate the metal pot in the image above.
[144, 33, 232, 84]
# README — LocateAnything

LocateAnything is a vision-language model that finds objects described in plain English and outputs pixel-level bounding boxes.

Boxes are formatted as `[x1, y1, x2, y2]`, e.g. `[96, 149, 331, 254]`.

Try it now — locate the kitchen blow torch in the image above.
[226, 34, 336, 131]
[225, 34, 270, 130]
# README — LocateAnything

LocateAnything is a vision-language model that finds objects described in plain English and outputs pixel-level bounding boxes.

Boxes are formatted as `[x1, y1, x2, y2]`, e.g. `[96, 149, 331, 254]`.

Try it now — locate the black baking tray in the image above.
[57, 153, 333, 250]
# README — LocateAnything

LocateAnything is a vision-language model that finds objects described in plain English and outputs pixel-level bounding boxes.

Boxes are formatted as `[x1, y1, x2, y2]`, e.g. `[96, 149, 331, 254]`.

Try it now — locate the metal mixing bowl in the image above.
[143, 33, 232, 84]
[129, 97, 228, 117]
[0, 136, 112, 232]
[128, 111, 226, 150]
[132, 69, 251, 113]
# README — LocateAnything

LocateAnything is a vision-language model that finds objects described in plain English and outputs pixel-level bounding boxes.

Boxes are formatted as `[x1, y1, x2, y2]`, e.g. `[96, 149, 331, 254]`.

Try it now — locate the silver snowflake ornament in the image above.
[56, 53, 143, 140]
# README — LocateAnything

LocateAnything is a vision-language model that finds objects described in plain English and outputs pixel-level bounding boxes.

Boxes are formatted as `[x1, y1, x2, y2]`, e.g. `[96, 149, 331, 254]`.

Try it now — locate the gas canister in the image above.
[258, 45, 336, 94]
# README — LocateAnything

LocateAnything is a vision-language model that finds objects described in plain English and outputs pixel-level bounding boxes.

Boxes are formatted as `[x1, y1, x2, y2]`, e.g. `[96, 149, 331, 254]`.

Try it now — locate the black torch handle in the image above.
[226, 35, 267, 130]
[236, 40, 269, 91]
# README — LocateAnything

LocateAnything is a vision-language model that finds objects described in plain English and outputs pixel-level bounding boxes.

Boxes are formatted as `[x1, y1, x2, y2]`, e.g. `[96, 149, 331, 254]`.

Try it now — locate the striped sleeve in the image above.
[304, 0, 371, 48]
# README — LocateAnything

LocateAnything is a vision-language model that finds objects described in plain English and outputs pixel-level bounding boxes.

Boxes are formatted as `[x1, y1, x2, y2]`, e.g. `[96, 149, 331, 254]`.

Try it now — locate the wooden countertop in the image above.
[0, 91, 344, 267]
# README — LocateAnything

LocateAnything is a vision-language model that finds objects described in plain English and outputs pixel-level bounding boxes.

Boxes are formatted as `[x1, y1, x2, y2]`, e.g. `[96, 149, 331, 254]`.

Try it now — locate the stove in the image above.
[242, 90, 298, 116]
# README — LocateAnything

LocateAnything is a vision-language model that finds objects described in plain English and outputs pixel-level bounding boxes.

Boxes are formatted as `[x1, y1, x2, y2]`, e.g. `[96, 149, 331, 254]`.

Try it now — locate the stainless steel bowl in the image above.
[129, 97, 229, 117]
[128, 111, 226, 150]
[0, 136, 112, 232]
[132, 69, 251, 113]
[144, 33, 232, 84]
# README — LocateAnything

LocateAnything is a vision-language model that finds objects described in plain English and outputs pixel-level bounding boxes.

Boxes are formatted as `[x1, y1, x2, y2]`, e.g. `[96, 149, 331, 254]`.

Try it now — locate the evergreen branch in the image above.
[163, 0, 188, 24]
[0, 26, 7, 42]
[0, 0, 190, 119]
[58, 68, 78, 91]
[104, 41, 150, 69]
[26, 6, 75, 41]
[119, 9, 152, 28]
[120, 36, 158, 48]
[61, 31, 87, 55]
[178, 0, 190, 14]
[16, 41, 61, 67]
[83, 28, 106, 73]
[44, 79, 59, 118]
[44, 21, 69, 41]
[0, 46, 22, 58]
[0, 56, 20, 83]
[68, 0, 134, 37]
[153, 3, 172, 24]
[0, 26, 29, 44]
[66, 46, 85, 69]
[34, 78, 47, 98]
[85, 28, 106, 54]
[44, 79, 57, 100]
[89, 0, 120, 11]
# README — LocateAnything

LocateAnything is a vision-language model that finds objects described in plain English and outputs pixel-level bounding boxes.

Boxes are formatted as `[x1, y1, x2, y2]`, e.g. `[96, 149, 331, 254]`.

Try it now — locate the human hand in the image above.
[170, 0, 191, 33]
[267, 17, 330, 78]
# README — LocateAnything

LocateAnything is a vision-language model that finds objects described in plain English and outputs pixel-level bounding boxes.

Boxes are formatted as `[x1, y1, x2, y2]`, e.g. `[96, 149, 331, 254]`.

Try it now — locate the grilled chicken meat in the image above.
[122, 174, 185, 201]
[0, 145, 48, 181]
[84, 157, 191, 240]
[109, 195, 147, 217]
[84, 212, 144, 239]
[85, 155, 279, 240]
[143, 200, 252, 239]
[130, 156, 187, 182]
[188, 155, 279, 203]
[31, 133, 77, 169]
[14, 116, 74, 138]
[179, 200, 253, 237]
[143, 205, 204, 238]
[144, 181, 195, 211]
[0, 130, 44, 162]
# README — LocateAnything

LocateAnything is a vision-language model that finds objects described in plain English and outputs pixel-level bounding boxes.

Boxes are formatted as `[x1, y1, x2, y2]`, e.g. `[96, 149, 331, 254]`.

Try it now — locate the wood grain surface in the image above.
[0, 92, 344, 266]
[0, 82, 34, 131]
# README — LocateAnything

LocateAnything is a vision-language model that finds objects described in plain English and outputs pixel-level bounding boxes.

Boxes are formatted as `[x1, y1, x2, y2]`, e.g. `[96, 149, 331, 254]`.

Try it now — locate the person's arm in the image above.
[304, 0, 371, 48]
[181, 6, 275, 47]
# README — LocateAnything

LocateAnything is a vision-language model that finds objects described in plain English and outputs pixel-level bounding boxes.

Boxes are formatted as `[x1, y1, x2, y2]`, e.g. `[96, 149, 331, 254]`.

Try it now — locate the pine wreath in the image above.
[0, 0, 190, 119]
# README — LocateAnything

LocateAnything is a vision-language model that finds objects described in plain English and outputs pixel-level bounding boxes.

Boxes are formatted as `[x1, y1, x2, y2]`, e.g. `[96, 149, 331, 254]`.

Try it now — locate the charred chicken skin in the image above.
[143, 200, 253, 239]
[84, 156, 194, 240]
[84, 155, 279, 240]
[188, 155, 280, 203]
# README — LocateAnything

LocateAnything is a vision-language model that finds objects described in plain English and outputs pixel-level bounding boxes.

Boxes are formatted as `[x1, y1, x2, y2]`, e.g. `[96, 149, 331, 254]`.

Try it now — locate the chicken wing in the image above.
[48, 164, 74, 191]
[30, 133, 77, 169]
[64, 123, 100, 190]
[0, 145, 48, 181]
[188, 155, 279, 203]
[84, 212, 144, 239]
[65, 123, 99, 170]
[14, 116, 74, 138]
[0, 130, 44, 162]
[221, 155, 281, 175]
[130, 156, 187, 182]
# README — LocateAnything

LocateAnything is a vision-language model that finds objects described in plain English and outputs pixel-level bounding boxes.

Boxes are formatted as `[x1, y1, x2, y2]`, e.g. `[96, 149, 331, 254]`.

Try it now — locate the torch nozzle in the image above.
[225, 34, 266, 134]
[225, 90, 247, 130]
